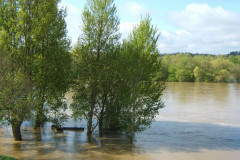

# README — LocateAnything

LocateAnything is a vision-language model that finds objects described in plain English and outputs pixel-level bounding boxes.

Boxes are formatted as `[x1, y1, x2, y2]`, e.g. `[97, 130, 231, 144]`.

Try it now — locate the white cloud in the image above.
[125, 2, 150, 18]
[159, 4, 240, 54]
[119, 22, 136, 39]
[59, 2, 82, 46]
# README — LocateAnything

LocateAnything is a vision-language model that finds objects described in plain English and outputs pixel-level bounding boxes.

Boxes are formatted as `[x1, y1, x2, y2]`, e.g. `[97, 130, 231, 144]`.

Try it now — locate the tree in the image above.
[0, 0, 71, 140]
[120, 16, 165, 142]
[198, 56, 214, 82]
[71, 0, 120, 136]
[229, 55, 239, 64]
[167, 65, 178, 82]
[30, 0, 71, 128]
[211, 56, 233, 83]
[161, 55, 177, 82]
[174, 54, 195, 82]
[0, 0, 35, 140]
[233, 65, 240, 83]
[156, 57, 169, 81]
[215, 69, 230, 83]
[193, 66, 204, 82]
[228, 51, 240, 56]
[0, 48, 35, 141]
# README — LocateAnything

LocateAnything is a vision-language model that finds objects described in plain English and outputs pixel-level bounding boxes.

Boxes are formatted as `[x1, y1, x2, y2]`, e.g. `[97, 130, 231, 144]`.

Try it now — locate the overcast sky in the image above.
[60, 0, 240, 54]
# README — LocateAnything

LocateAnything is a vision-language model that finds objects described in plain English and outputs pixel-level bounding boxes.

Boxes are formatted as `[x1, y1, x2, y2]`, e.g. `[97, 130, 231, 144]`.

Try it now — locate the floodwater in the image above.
[1, 82, 240, 160]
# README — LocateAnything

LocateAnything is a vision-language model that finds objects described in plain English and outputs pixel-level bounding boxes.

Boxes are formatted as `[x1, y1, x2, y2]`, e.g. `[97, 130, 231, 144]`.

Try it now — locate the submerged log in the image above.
[51, 125, 84, 132]
[61, 127, 84, 131]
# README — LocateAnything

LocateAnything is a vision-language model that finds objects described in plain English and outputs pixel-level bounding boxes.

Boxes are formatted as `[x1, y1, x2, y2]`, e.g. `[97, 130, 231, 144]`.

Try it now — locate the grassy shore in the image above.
[0, 155, 17, 160]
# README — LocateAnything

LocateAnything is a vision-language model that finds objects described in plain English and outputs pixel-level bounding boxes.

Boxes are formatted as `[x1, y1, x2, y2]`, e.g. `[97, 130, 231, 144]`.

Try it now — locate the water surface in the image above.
[157, 82, 240, 126]
[1, 82, 240, 160]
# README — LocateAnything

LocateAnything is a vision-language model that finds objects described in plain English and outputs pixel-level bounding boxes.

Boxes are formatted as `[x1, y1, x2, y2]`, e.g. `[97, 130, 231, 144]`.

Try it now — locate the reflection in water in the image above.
[33, 128, 42, 141]
[1, 123, 240, 160]
[1, 82, 240, 160]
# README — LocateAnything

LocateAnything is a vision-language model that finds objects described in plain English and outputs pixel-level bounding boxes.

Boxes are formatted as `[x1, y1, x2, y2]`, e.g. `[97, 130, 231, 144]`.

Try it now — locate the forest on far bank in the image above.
[158, 51, 240, 83]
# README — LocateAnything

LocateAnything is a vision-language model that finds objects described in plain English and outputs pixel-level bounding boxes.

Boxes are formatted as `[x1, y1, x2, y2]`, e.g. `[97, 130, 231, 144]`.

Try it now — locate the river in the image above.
[1, 82, 240, 160]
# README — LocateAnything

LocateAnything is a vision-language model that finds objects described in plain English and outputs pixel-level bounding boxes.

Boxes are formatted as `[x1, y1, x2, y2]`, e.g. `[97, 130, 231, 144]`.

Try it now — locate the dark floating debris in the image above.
[51, 125, 84, 132]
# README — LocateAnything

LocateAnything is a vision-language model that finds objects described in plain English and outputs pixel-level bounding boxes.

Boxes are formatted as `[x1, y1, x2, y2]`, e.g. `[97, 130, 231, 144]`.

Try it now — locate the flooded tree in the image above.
[0, 0, 35, 141]
[120, 16, 165, 142]
[0, 0, 71, 140]
[71, 0, 120, 137]
[29, 0, 71, 129]
[0, 48, 35, 141]
[71, 0, 165, 142]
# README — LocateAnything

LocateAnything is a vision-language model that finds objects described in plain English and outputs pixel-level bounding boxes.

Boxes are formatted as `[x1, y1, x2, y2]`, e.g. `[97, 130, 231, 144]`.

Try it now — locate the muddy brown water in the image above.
[1, 82, 240, 160]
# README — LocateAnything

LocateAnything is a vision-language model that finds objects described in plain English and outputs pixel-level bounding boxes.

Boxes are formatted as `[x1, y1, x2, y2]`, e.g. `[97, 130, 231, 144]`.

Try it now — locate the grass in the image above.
[0, 155, 18, 160]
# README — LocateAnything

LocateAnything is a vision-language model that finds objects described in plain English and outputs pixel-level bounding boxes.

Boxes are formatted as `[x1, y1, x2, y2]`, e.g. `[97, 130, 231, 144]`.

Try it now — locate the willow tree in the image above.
[0, 47, 35, 141]
[0, 0, 35, 140]
[71, 0, 120, 136]
[120, 16, 165, 142]
[0, 0, 71, 140]
[31, 0, 71, 129]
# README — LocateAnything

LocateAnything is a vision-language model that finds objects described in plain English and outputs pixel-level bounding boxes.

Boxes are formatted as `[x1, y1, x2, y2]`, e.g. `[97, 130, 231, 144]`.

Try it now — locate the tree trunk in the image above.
[99, 120, 102, 135]
[130, 105, 135, 143]
[34, 110, 47, 129]
[87, 106, 94, 137]
[87, 89, 97, 137]
[12, 121, 23, 141]
[34, 112, 41, 129]
[98, 105, 105, 136]
[34, 98, 46, 129]
[34, 107, 46, 129]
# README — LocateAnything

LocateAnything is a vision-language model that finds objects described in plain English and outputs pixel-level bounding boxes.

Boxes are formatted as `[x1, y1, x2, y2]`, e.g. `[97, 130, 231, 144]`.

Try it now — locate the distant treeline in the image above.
[158, 53, 240, 83]
[228, 51, 240, 56]
[160, 51, 240, 57]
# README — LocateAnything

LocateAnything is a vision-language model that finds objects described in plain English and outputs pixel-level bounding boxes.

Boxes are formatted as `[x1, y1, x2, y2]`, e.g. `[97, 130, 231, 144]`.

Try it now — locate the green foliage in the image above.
[233, 65, 240, 83]
[0, 1, 36, 137]
[29, 0, 71, 128]
[193, 66, 204, 82]
[161, 53, 239, 83]
[0, 155, 18, 160]
[167, 66, 178, 82]
[71, 0, 165, 142]
[229, 55, 239, 64]
[0, 0, 71, 139]
[215, 69, 230, 83]
[119, 16, 165, 141]
[156, 57, 169, 81]
[161, 54, 194, 82]
[70, 0, 120, 136]
[0, 49, 35, 124]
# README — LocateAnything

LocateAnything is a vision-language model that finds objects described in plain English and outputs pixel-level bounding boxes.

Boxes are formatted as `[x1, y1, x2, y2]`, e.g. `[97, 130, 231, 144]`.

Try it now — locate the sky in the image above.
[60, 0, 240, 54]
